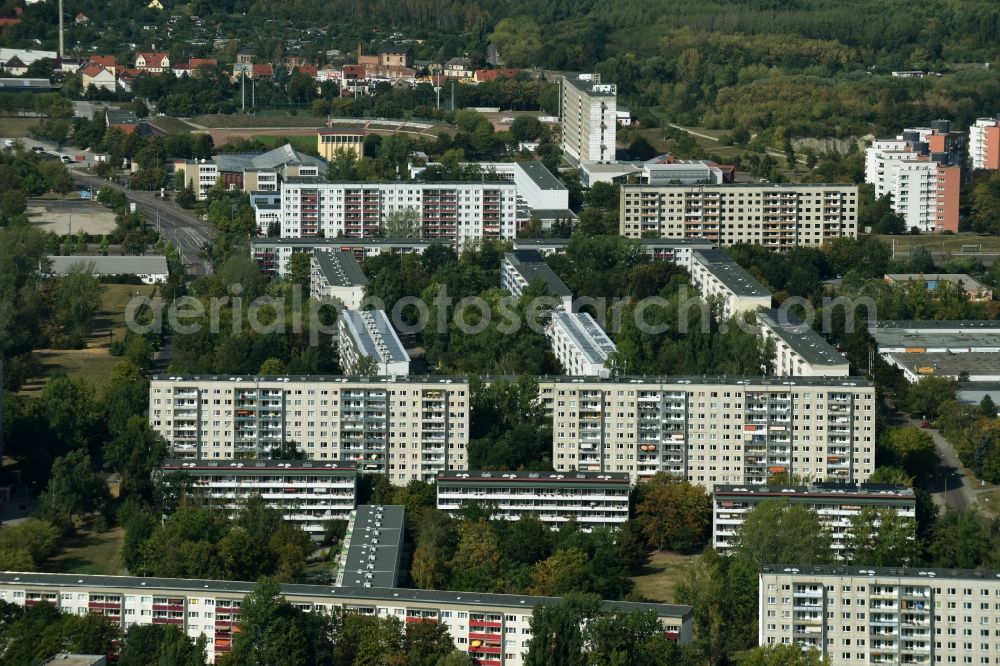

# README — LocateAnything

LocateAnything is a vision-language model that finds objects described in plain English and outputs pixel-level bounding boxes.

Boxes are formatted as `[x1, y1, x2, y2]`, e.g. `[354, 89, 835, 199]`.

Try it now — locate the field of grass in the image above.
[191, 113, 326, 129]
[630, 550, 698, 603]
[46, 527, 125, 575]
[257, 134, 318, 154]
[19, 283, 157, 398]
[148, 116, 195, 134]
[0, 117, 39, 137]
[871, 234, 1000, 256]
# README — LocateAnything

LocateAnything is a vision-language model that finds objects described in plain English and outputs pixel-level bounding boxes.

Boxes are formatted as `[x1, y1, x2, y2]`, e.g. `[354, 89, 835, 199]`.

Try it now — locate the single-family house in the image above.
[135, 51, 169, 73]
[80, 63, 116, 92]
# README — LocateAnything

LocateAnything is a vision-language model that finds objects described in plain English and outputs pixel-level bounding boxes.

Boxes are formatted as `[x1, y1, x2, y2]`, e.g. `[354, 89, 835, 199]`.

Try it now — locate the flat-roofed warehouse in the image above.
[46, 255, 169, 284]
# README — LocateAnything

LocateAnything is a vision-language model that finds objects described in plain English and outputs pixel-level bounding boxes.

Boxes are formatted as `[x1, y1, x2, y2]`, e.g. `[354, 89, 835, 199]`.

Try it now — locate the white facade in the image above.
[310, 251, 368, 309]
[148, 375, 470, 486]
[0, 572, 692, 665]
[157, 460, 357, 539]
[620, 184, 859, 249]
[758, 309, 851, 377]
[561, 74, 617, 164]
[688, 250, 773, 318]
[970, 117, 1000, 170]
[279, 181, 519, 250]
[712, 484, 915, 558]
[540, 376, 876, 486]
[436, 471, 631, 530]
[548, 312, 617, 378]
[336, 309, 411, 377]
[500, 251, 574, 310]
[864, 138, 960, 232]
[252, 239, 440, 276]
[758, 566, 1000, 665]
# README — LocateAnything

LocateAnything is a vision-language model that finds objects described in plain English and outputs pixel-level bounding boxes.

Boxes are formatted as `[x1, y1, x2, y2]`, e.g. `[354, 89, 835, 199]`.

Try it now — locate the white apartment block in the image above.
[251, 238, 442, 276]
[970, 117, 1000, 171]
[561, 73, 617, 164]
[688, 250, 773, 318]
[758, 308, 851, 377]
[410, 160, 569, 212]
[156, 459, 357, 539]
[500, 250, 574, 310]
[548, 312, 617, 378]
[310, 250, 369, 309]
[436, 471, 630, 530]
[539, 376, 876, 486]
[712, 484, 915, 558]
[279, 179, 519, 250]
[0, 572, 692, 665]
[148, 375, 470, 486]
[512, 237, 715, 266]
[620, 184, 859, 250]
[759, 565, 1000, 666]
[337, 309, 411, 376]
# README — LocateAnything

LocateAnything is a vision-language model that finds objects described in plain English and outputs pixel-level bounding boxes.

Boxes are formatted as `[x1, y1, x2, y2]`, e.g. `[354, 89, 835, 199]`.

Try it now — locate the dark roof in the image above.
[106, 109, 138, 125]
[714, 483, 914, 500]
[759, 564, 1000, 583]
[313, 250, 369, 288]
[758, 308, 848, 367]
[160, 459, 357, 473]
[0, 78, 52, 92]
[438, 470, 630, 484]
[504, 251, 573, 299]
[692, 250, 772, 299]
[341, 505, 405, 588]
[515, 160, 565, 191]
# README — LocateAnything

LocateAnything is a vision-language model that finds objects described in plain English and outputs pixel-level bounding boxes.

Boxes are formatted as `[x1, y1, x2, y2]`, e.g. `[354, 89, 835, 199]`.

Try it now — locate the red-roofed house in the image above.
[189, 57, 217, 72]
[171, 62, 189, 77]
[250, 63, 273, 78]
[0, 17, 22, 27]
[89, 55, 117, 72]
[80, 63, 116, 92]
[296, 65, 317, 77]
[474, 68, 520, 84]
[135, 52, 170, 73]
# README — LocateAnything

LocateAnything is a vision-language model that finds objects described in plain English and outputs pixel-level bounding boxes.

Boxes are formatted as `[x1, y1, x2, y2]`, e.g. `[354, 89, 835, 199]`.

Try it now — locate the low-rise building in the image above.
[174, 144, 325, 200]
[134, 51, 170, 73]
[885, 351, 1000, 383]
[436, 471, 630, 530]
[758, 565, 1000, 665]
[0, 572, 692, 665]
[869, 320, 1000, 382]
[688, 250, 772, 317]
[317, 127, 365, 162]
[541, 376, 876, 486]
[46, 255, 168, 283]
[757, 309, 850, 377]
[337, 309, 410, 376]
[712, 483, 915, 558]
[105, 109, 138, 134]
[310, 250, 368, 308]
[548, 311, 617, 378]
[156, 459, 357, 539]
[79, 63, 116, 92]
[884, 273, 992, 301]
[500, 250, 573, 310]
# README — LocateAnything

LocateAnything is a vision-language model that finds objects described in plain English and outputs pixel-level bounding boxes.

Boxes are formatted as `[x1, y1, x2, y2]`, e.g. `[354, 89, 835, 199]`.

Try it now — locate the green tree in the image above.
[844, 507, 916, 566]
[448, 519, 501, 592]
[380, 207, 422, 239]
[733, 500, 832, 568]
[105, 416, 168, 506]
[866, 466, 914, 486]
[903, 377, 957, 419]
[928, 509, 993, 569]
[286, 251, 312, 287]
[881, 428, 938, 483]
[738, 644, 829, 666]
[523, 594, 599, 666]
[488, 18, 543, 67]
[528, 547, 589, 596]
[584, 608, 692, 665]
[635, 475, 711, 553]
[259, 357, 287, 375]
[40, 450, 111, 532]
[53, 264, 103, 346]
[119, 623, 208, 666]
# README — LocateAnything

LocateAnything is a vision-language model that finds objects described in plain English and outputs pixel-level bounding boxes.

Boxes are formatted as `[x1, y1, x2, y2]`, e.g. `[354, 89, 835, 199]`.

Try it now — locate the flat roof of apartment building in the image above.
[536, 375, 873, 388]
[283, 178, 514, 187]
[505, 250, 573, 299]
[758, 308, 848, 367]
[340, 310, 410, 366]
[0, 571, 691, 618]
[314, 250, 369, 288]
[341, 505, 405, 588]
[563, 74, 616, 96]
[551, 312, 617, 365]
[438, 470, 631, 484]
[515, 160, 566, 190]
[512, 238, 714, 249]
[621, 182, 857, 191]
[159, 459, 357, 473]
[759, 564, 1000, 582]
[885, 273, 991, 292]
[714, 483, 914, 500]
[253, 238, 444, 249]
[692, 250, 772, 299]
[152, 374, 468, 385]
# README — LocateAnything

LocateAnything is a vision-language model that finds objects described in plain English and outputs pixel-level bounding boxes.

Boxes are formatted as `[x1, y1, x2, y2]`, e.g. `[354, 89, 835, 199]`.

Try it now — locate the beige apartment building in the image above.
[539, 376, 875, 486]
[759, 565, 1000, 665]
[619, 184, 859, 249]
[148, 375, 470, 485]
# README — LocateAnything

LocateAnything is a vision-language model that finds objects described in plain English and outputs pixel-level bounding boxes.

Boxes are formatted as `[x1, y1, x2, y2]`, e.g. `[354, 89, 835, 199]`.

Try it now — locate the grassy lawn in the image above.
[19, 283, 157, 398]
[630, 550, 699, 603]
[147, 116, 195, 134]
[192, 114, 326, 129]
[979, 489, 1000, 516]
[257, 134, 318, 154]
[46, 527, 125, 575]
[0, 117, 39, 137]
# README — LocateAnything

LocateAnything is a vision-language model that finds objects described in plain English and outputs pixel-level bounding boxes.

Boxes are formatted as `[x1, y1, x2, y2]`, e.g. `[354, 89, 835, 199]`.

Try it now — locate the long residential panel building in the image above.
[148, 375, 470, 486]
[548, 311, 617, 378]
[500, 250, 574, 310]
[436, 471, 630, 530]
[561, 73, 617, 164]
[688, 250, 773, 317]
[712, 483, 915, 558]
[279, 179, 519, 249]
[757, 309, 850, 377]
[252, 238, 444, 276]
[0, 572, 693, 665]
[539, 376, 876, 486]
[512, 237, 715, 265]
[156, 459, 357, 539]
[336, 309, 410, 376]
[310, 250, 369, 308]
[620, 183, 859, 249]
[759, 565, 1000, 666]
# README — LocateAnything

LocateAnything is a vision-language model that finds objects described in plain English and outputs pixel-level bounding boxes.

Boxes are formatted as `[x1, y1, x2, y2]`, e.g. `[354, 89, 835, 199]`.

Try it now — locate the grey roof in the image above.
[758, 308, 848, 367]
[535, 375, 873, 388]
[714, 483, 914, 500]
[505, 251, 573, 299]
[313, 250, 369, 288]
[515, 160, 565, 191]
[105, 109, 138, 125]
[869, 322, 1000, 350]
[437, 470, 630, 484]
[253, 238, 443, 249]
[512, 238, 714, 249]
[563, 74, 616, 96]
[341, 505, 404, 588]
[886, 351, 1000, 378]
[0, 571, 691, 619]
[551, 312, 617, 364]
[759, 564, 1000, 583]
[692, 250, 772, 299]
[885, 273, 991, 292]
[47, 255, 168, 276]
[0, 78, 53, 91]
[152, 374, 467, 384]
[528, 208, 578, 221]
[621, 182, 856, 191]
[340, 309, 410, 365]
[160, 459, 357, 473]
[213, 144, 326, 173]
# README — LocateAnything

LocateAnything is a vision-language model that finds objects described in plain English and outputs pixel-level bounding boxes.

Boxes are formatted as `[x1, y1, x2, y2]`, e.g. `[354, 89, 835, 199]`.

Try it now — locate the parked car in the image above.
[920, 419, 931, 429]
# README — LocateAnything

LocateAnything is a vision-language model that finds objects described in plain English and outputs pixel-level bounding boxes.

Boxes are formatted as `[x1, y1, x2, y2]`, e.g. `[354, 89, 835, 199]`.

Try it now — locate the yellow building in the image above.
[318, 127, 365, 162]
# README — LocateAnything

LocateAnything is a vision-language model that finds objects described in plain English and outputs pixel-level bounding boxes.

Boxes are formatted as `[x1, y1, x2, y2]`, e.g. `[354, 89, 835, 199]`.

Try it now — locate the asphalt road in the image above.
[69, 169, 215, 277]
[898, 412, 984, 511]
